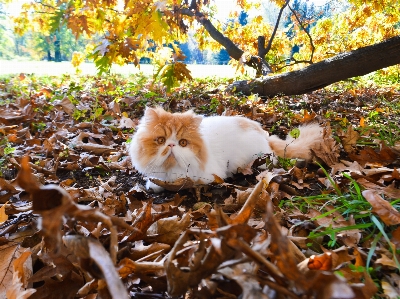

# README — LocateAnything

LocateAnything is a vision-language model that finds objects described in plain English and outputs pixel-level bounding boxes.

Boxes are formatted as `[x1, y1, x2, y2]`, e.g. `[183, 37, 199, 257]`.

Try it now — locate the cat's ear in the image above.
[183, 110, 203, 127]
[143, 107, 159, 123]
[192, 115, 203, 127]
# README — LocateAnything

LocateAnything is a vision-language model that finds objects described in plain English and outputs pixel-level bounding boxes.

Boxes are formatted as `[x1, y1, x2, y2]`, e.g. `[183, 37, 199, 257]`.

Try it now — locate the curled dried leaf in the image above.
[150, 177, 196, 191]
[308, 252, 333, 271]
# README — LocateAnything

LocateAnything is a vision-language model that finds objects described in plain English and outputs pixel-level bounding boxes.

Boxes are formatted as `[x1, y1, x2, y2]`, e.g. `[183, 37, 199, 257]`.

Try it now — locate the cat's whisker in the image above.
[142, 157, 165, 178]
[174, 151, 188, 170]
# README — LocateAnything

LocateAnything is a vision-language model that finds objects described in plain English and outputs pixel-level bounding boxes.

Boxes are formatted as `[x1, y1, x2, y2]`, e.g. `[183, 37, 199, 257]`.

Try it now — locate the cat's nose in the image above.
[168, 143, 175, 147]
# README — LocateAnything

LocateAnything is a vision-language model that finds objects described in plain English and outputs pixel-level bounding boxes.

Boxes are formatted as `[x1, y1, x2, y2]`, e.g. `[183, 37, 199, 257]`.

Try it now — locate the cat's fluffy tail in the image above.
[267, 123, 323, 160]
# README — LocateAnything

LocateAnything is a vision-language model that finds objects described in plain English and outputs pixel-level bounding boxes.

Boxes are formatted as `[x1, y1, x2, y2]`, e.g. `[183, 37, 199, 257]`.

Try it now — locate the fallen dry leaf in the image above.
[381, 279, 400, 299]
[349, 143, 398, 167]
[340, 125, 360, 154]
[375, 254, 398, 269]
[63, 235, 129, 298]
[0, 178, 19, 204]
[119, 116, 135, 128]
[308, 252, 333, 271]
[263, 202, 308, 285]
[362, 190, 400, 225]
[118, 258, 165, 279]
[230, 180, 266, 224]
[0, 202, 7, 224]
[330, 160, 364, 175]
[391, 226, 400, 249]
[2, 74, 399, 298]
[5, 251, 36, 299]
[53, 96, 75, 115]
[165, 224, 256, 297]
[0, 245, 32, 299]
[150, 177, 196, 191]
[147, 213, 191, 245]
[218, 263, 269, 299]
[70, 132, 115, 154]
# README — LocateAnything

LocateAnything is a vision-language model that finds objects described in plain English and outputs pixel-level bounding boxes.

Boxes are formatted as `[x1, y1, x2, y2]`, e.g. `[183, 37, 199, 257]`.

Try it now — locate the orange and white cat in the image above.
[129, 107, 322, 192]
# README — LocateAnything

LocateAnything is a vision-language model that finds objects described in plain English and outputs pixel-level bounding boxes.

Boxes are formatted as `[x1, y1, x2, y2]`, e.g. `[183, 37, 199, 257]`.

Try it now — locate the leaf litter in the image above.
[0, 74, 399, 298]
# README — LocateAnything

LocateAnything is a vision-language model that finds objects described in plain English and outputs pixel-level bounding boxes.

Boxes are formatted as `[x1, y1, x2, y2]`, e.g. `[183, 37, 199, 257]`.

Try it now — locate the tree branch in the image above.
[179, 8, 271, 75]
[288, 4, 315, 63]
[180, 8, 243, 60]
[228, 35, 400, 97]
[260, 0, 290, 58]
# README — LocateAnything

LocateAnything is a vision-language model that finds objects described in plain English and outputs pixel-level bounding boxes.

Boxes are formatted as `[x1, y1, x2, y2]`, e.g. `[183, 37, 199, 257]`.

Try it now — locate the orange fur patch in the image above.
[161, 147, 170, 156]
[237, 118, 264, 133]
[164, 153, 177, 169]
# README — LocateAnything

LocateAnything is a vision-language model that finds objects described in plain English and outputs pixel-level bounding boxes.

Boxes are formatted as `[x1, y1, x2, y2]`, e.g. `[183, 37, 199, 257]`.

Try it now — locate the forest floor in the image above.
[0, 72, 399, 299]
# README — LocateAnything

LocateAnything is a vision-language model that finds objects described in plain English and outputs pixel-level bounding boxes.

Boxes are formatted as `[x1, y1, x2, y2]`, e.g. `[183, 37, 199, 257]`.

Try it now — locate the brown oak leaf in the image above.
[362, 190, 400, 226]
[340, 125, 360, 154]
[349, 143, 397, 167]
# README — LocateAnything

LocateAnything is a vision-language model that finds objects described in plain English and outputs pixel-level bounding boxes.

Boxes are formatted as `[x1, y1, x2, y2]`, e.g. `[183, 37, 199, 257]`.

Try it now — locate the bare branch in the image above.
[288, 4, 315, 63]
[257, 36, 265, 58]
[180, 8, 244, 60]
[260, 0, 290, 58]
[179, 7, 271, 75]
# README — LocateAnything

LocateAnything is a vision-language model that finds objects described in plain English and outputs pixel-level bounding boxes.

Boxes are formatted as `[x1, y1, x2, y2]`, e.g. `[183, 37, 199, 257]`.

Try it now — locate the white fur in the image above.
[198, 116, 271, 181]
[129, 109, 322, 192]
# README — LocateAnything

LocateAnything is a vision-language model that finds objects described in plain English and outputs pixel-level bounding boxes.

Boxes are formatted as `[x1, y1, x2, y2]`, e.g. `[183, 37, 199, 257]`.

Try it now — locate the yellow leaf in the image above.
[71, 52, 85, 68]
[0, 201, 8, 224]
[212, 174, 224, 184]
[254, 15, 263, 24]
[359, 116, 365, 127]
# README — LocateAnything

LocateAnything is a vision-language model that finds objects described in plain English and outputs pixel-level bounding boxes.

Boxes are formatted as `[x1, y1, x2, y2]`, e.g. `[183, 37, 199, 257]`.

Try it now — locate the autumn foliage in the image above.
[11, 0, 400, 76]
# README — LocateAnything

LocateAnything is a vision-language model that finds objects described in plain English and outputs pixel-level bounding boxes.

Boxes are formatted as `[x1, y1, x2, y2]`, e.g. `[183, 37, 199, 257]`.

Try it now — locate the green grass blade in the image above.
[371, 215, 400, 270]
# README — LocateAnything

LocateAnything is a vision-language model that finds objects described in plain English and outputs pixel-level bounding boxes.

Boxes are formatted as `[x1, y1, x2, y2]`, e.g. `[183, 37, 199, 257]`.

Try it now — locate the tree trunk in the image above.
[54, 40, 61, 62]
[228, 35, 400, 97]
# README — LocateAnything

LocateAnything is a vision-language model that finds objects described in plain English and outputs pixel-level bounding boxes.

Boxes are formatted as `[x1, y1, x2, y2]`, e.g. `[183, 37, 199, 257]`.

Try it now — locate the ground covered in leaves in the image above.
[0, 73, 400, 299]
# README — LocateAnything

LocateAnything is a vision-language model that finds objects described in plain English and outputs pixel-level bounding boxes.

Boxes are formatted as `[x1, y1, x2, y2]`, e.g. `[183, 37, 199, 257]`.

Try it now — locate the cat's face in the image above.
[131, 107, 207, 178]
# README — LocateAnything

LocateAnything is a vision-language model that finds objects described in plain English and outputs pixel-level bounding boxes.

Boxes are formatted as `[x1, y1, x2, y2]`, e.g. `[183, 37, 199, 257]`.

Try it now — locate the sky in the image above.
[5, 0, 26, 16]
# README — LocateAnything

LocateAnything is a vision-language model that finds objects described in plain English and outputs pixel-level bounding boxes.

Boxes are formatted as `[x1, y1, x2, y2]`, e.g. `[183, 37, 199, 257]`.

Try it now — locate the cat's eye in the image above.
[156, 137, 165, 144]
[179, 139, 188, 147]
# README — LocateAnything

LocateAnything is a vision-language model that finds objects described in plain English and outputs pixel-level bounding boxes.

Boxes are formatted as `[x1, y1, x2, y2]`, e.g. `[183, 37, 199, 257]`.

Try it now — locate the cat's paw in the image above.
[146, 180, 164, 193]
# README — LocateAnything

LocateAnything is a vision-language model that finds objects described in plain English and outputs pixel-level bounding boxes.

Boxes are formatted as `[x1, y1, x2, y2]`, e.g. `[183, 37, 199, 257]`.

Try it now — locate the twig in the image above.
[226, 238, 287, 286]
[261, 0, 291, 58]
[288, 4, 315, 63]
[259, 277, 301, 299]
